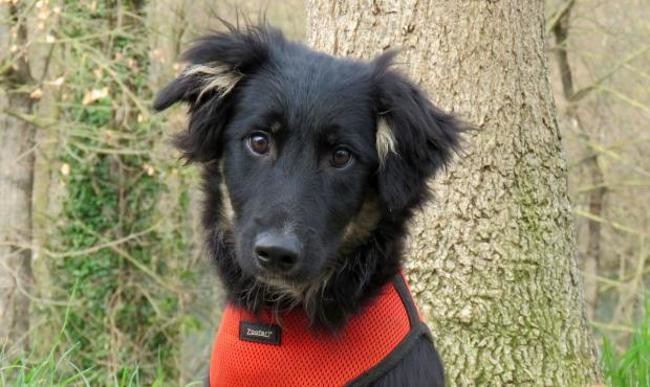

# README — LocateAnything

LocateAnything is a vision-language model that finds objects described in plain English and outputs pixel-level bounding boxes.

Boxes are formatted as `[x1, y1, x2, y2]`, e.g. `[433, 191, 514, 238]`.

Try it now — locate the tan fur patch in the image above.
[376, 117, 398, 166]
[184, 62, 243, 102]
[218, 161, 235, 226]
[220, 182, 235, 225]
[340, 195, 382, 252]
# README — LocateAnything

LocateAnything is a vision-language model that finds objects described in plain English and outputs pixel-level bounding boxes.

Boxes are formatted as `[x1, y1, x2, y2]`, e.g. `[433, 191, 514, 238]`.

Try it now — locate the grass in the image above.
[2, 344, 94, 386]
[602, 301, 650, 387]
[0, 351, 174, 387]
[0, 351, 203, 387]
[0, 283, 201, 387]
[0, 283, 97, 386]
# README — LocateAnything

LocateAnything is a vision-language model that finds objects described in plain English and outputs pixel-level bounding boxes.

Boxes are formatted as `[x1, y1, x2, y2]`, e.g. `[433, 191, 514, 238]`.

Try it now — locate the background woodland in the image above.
[0, 0, 648, 385]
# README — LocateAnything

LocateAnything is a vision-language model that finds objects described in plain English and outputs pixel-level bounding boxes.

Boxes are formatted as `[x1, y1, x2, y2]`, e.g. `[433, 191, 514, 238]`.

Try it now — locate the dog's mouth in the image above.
[251, 274, 308, 306]
[253, 266, 335, 305]
[255, 274, 305, 290]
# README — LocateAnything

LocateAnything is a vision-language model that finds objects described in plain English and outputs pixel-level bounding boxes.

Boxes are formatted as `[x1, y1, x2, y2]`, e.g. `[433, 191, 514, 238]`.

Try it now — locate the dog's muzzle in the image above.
[253, 231, 302, 275]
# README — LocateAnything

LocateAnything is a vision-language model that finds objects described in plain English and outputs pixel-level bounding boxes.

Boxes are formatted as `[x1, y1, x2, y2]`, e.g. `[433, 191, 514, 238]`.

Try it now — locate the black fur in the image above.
[155, 22, 461, 386]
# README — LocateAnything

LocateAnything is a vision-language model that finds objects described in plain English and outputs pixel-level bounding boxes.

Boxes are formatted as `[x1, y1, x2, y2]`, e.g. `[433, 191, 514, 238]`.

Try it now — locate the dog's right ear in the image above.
[371, 51, 463, 216]
[153, 24, 280, 162]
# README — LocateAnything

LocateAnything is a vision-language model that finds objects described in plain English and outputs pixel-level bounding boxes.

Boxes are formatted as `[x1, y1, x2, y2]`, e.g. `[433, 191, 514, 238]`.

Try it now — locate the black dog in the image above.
[155, 23, 461, 387]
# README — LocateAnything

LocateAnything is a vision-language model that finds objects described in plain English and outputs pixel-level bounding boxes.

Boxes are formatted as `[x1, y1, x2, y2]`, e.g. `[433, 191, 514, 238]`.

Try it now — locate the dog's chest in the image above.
[209, 277, 423, 386]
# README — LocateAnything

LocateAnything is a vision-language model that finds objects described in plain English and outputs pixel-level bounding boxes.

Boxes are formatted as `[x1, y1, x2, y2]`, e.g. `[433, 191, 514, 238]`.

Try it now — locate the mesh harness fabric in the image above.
[209, 274, 432, 386]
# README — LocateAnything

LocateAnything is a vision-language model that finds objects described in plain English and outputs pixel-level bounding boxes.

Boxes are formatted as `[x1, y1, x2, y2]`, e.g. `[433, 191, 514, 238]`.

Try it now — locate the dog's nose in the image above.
[254, 232, 301, 273]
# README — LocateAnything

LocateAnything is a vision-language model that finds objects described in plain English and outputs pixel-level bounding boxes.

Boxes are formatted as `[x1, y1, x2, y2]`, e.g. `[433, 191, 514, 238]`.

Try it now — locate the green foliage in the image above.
[602, 302, 650, 387]
[30, 1, 196, 384]
[2, 348, 180, 387]
[2, 281, 206, 387]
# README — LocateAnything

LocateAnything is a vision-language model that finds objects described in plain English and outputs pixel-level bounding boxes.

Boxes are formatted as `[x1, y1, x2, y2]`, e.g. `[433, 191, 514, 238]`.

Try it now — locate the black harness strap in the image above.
[346, 274, 433, 387]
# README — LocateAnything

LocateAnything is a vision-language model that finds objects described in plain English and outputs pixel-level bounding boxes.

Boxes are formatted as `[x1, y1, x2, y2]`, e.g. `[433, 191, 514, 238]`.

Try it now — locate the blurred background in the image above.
[0, 0, 648, 385]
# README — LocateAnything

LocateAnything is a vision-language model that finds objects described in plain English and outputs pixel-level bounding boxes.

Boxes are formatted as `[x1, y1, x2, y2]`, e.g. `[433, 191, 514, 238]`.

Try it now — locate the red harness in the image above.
[209, 274, 432, 386]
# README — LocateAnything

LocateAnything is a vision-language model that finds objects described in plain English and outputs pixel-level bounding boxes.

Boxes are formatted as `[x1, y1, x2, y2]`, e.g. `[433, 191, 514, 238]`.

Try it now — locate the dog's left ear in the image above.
[372, 52, 463, 215]
[153, 24, 280, 162]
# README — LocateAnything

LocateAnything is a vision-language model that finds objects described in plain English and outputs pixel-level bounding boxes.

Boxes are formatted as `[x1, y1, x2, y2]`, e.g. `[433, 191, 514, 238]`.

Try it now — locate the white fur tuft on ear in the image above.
[184, 62, 243, 102]
[376, 117, 398, 166]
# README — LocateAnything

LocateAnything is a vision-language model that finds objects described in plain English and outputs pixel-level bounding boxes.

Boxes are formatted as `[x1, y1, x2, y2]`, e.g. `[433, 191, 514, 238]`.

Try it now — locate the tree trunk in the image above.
[0, 3, 35, 353]
[306, 1, 600, 385]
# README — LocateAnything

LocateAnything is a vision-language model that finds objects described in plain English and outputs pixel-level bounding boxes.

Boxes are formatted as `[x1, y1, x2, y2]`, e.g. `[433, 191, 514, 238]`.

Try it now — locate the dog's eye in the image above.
[248, 132, 270, 155]
[331, 148, 352, 168]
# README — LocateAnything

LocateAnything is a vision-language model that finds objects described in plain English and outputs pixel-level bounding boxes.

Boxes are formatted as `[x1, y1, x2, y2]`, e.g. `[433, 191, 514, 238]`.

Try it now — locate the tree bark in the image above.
[306, 1, 600, 385]
[0, 3, 36, 353]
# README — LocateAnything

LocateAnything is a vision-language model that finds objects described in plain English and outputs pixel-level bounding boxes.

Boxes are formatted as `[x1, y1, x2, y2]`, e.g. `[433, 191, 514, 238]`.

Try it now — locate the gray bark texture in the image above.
[306, 1, 600, 385]
[0, 3, 35, 353]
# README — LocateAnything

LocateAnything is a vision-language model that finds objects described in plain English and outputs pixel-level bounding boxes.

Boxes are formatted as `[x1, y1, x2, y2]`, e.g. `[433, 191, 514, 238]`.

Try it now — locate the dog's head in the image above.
[155, 23, 461, 325]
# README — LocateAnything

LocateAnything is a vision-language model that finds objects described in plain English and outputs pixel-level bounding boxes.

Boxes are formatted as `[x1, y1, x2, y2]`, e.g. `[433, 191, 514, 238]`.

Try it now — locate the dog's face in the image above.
[154, 24, 460, 324]
[222, 59, 381, 283]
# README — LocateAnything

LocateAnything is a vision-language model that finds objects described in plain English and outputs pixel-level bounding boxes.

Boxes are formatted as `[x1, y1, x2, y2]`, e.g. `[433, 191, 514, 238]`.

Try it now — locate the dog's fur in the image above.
[155, 22, 461, 387]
